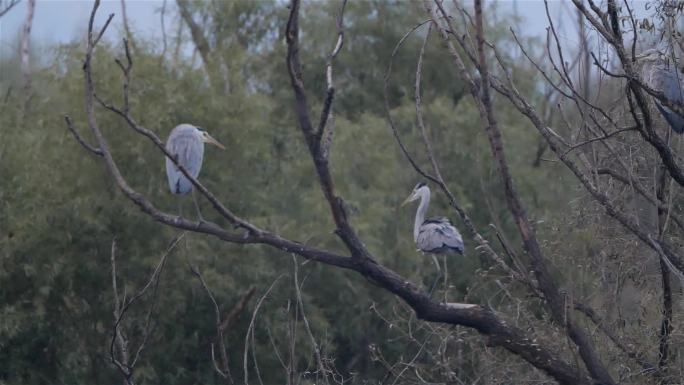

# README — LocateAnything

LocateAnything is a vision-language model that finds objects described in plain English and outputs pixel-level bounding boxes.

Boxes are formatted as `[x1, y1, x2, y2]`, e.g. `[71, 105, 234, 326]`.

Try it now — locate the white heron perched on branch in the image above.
[402, 182, 464, 295]
[165, 124, 224, 219]
[637, 49, 684, 133]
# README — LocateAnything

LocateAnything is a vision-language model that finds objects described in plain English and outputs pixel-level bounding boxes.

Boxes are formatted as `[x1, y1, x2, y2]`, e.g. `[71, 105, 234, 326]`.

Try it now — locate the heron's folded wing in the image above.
[656, 102, 684, 133]
[418, 222, 464, 253]
[165, 134, 204, 194]
[645, 63, 684, 133]
[658, 65, 683, 103]
[174, 135, 204, 178]
[436, 223, 464, 251]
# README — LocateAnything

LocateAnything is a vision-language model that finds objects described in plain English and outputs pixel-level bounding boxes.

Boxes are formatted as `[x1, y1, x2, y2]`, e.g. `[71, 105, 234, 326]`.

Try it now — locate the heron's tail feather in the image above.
[171, 176, 193, 195]
[656, 102, 684, 133]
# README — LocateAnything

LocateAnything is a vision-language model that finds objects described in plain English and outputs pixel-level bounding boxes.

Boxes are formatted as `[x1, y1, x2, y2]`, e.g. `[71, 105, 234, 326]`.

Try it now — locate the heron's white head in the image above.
[196, 126, 225, 150]
[401, 182, 429, 207]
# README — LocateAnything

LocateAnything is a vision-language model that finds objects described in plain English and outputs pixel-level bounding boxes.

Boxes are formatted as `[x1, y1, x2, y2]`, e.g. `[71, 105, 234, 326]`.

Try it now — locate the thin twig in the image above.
[0, 0, 20, 18]
[243, 276, 284, 385]
[319, 0, 347, 160]
[292, 255, 329, 384]
[65, 115, 103, 156]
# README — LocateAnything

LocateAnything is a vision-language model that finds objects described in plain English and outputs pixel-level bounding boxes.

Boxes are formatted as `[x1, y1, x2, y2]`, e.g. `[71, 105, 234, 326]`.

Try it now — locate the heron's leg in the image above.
[428, 254, 443, 298]
[442, 255, 448, 302]
[431, 254, 441, 270]
[192, 189, 204, 222]
[176, 198, 184, 222]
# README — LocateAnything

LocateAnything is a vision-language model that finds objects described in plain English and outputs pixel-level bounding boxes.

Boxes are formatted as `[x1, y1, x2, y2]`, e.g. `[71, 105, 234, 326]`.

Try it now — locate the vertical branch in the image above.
[120, 0, 137, 52]
[415, 23, 444, 183]
[190, 262, 256, 385]
[285, 0, 369, 260]
[320, 0, 347, 160]
[176, 0, 219, 87]
[189, 265, 233, 384]
[575, 0, 599, 178]
[243, 277, 284, 385]
[171, 14, 184, 71]
[110, 239, 133, 385]
[109, 233, 183, 385]
[292, 256, 329, 384]
[20, 0, 35, 97]
[159, 0, 168, 65]
[655, 164, 673, 379]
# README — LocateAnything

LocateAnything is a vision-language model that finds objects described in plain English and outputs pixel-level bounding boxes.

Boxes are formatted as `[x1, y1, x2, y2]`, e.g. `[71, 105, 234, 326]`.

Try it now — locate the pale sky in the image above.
[0, 0, 165, 58]
[0, 0, 656, 62]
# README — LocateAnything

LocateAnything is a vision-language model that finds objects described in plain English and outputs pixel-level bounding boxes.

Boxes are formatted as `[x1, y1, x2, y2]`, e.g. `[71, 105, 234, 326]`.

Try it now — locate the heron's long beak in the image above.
[400, 196, 413, 207]
[205, 134, 225, 150]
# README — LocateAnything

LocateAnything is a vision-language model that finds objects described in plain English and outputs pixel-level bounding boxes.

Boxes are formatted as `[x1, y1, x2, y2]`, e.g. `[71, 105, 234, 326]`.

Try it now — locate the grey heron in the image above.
[402, 183, 464, 295]
[637, 49, 684, 133]
[165, 124, 224, 219]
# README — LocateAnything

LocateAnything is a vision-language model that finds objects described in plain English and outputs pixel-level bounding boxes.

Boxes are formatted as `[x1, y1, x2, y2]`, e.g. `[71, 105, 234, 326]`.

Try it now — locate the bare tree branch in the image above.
[64, 115, 103, 156]
[243, 276, 284, 385]
[110, 238, 132, 385]
[19, 0, 34, 97]
[573, 302, 656, 374]
[0, 0, 20, 18]
[176, 0, 222, 89]
[285, 0, 372, 261]
[596, 167, 684, 233]
[292, 256, 329, 384]
[159, 0, 167, 65]
[319, 0, 347, 160]
[190, 265, 256, 384]
[109, 233, 184, 384]
[119, 0, 137, 53]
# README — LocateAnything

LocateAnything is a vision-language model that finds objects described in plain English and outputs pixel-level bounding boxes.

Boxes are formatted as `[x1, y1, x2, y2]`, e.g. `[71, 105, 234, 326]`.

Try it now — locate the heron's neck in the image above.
[414, 189, 430, 241]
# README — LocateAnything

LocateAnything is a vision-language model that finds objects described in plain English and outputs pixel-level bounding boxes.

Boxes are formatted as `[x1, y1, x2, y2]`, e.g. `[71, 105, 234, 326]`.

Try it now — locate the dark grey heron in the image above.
[165, 124, 224, 219]
[402, 183, 464, 295]
[637, 49, 684, 133]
